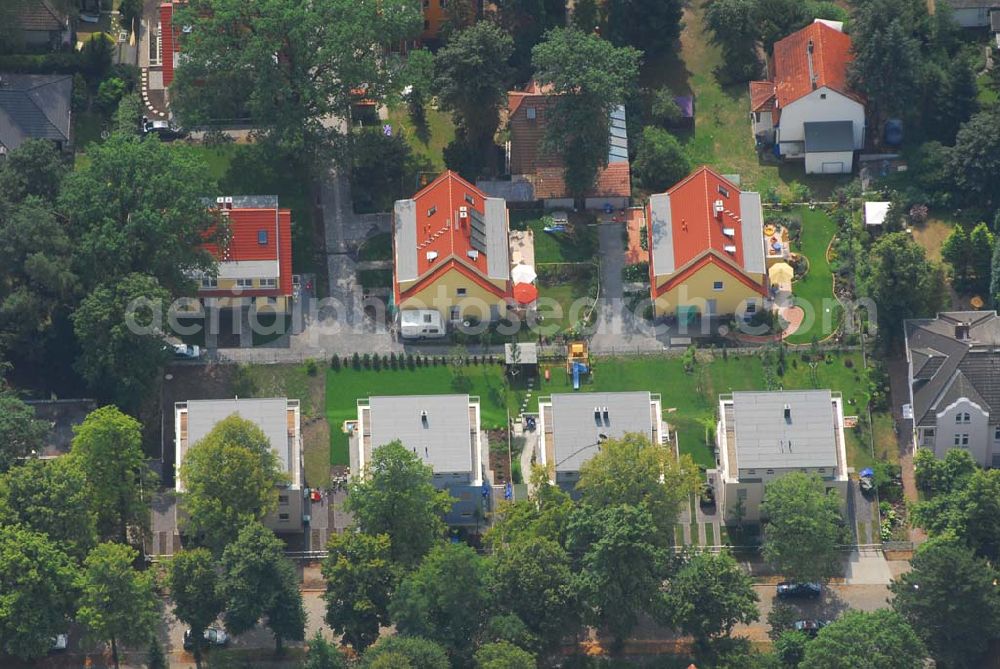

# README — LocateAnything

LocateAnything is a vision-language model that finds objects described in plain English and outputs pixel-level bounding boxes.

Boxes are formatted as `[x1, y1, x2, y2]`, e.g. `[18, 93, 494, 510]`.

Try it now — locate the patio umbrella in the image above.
[513, 283, 539, 305]
[768, 262, 794, 286]
[511, 263, 537, 285]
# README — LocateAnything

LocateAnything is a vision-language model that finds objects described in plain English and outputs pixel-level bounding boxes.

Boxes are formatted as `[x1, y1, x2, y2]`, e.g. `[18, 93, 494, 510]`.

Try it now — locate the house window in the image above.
[278, 495, 289, 505]
[753, 112, 760, 123]
[236, 278, 254, 288]
[925, 428, 935, 437]
[962, 434, 970, 446]
[258, 230, 268, 245]
[526, 107, 536, 120]
[464, 193, 474, 205]
[278, 513, 290, 521]
[457, 288, 467, 296]
[149, 22, 161, 66]
[200, 277, 218, 289]
[427, 206, 436, 217]
[260, 278, 277, 288]
[450, 306, 460, 320]
[423, 0, 429, 7]
[818, 467, 826, 473]
[718, 185, 730, 198]
[423, 19, 430, 30]
[820, 93, 827, 99]
[440, 0, 447, 6]
[713, 281, 724, 291]
[737, 488, 747, 500]
[957, 412, 971, 424]
[745, 302, 757, 313]
[994, 427, 1000, 440]
[766, 469, 774, 474]
[423, 313, 432, 324]
[746, 469, 755, 475]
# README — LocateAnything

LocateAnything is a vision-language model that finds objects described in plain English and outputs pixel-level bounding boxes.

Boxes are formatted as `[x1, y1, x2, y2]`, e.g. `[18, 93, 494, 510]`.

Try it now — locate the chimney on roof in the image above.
[956, 322, 971, 341]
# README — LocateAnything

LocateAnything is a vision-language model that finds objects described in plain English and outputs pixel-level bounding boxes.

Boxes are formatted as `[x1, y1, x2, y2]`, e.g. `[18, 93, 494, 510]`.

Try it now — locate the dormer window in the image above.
[526, 107, 536, 120]
[258, 230, 269, 245]
[718, 185, 730, 198]
[465, 193, 475, 205]
[427, 206, 437, 217]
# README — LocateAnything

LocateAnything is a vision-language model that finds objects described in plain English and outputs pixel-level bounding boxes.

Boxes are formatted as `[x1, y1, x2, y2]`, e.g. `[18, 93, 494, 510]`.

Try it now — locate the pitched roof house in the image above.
[749, 21, 865, 174]
[393, 171, 511, 323]
[174, 397, 304, 533]
[14, 0, 71, 50]
[711, 390, 849, 522]
[947, 0, 1000, 28]
[0, 73, 72, 154]
[647, 166, 767, 319]
[905, 311, 1000, 468]
[197, 196, 294, 313]
[507, 82, 631, 208]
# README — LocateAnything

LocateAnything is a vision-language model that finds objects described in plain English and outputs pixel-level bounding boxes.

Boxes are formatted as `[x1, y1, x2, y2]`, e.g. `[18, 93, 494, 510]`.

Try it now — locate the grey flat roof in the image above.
[730, 390, 838, 469]
[184, 398, 293, 474]
[484, 197, 510, 280]
[739, 191, 766, 274]
[368, 394, 474, 474]
[648, 192, 675, 275]
[394, 199, 418, 282]
[549, 392, 654, 472]
[804, 120, 855, 153]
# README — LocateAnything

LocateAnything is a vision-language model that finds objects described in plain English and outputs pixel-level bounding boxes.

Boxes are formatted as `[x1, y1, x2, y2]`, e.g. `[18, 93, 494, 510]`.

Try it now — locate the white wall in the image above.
[776, 87, 866, 149]
[751, 111, 775, 142]
[805, 150, 855, 174]
[934, 398, 991, 467]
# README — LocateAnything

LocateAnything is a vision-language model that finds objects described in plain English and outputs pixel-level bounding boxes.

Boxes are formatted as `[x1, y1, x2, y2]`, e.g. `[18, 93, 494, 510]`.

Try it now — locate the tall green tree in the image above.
[390, 542, 490, 660]
[890, 540, 1000, 669]
[434, 22, 514, 152]
[604, 0, 683, 57]
[494, 0, 559, 82]
[704, 0, 761, 81]
[0, 138, 67, 204]
[0, 457, 98, 560]
[761, 473, 843, 582]
[322, 531, 397, 652]
[941, 225, 973, 290]
[633, 126, 691, 193]
[912, 468, 1000, 562]
[71, 273, 171, 409]
[968, 222, 994, 296]
[403, 48, 436, 125]
[950, 108, 1000, 210]
[361, 635, 450, 669]
[990, 234, 1000, 307]
[800, 609, 925, 669]
[661, 551, 759, 645]
[58, 134, 218, 293]
[69, 405, 152, 544]
[168, 548, 225, 668]
[754, 0, 809, 50]
[575, 432, 700, 542]
[345, 441, 453, 567]
[0, 525, 78, 660]
[179, 414, 285, 554]
[913, 446, 976, 496]
[77, 543, 161, 669]
[221, 522, 305, 652]
[858, 232, 946, 342]
[304, 632, 349, 669]
[172, 0, 421, 161]
[531, 28, 641, 198]
[568, 504, 668, 647]
[0, 392, 49, 473]
[489, 535, 579, 650]
[474, 641, 537, 669]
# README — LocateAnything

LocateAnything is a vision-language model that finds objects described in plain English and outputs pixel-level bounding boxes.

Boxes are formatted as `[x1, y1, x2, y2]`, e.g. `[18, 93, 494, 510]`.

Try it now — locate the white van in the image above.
[400, 310, 446, 339]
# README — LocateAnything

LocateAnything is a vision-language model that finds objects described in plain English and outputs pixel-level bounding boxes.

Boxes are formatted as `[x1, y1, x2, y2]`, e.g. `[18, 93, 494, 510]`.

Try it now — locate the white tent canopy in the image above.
[511, 263, 537, 285]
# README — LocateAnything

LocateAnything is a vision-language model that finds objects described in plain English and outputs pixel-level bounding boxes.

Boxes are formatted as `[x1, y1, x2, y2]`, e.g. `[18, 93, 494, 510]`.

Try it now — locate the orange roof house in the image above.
[749, 21, 866, 174]
[197, 196, 294, 312]
[647, 167, 767, 319]
[393, 171, 511, 322]
[507, 82, 631, 205]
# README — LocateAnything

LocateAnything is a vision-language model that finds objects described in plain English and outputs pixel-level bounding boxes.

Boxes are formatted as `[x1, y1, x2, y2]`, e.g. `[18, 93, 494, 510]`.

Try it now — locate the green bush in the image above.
[305, 359, 318, 376]
[330, 354, 341, 371]
[352, 352, 361, 370]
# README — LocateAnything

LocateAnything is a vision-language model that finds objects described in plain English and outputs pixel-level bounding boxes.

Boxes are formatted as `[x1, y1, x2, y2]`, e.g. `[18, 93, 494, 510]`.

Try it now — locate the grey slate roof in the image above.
[549, 392, 655, 472]
[184, 398, 294, 474]
[0, 73, 72, 151]
[731, 390, 839, 469]
[804, 120, 855, 153]
[368, 395, 475, 475]
[739, 191, 766, 274]
[905, 311, 1000, 426]
[648, 192, 675, 275]
[16, 0, 67, 32]
[484, 197, 510, 280]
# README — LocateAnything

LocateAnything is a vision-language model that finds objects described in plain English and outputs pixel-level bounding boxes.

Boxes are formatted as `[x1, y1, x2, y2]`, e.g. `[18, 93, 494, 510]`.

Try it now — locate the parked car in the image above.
[50, 634, 68, 652]
[172, 344, 201, 359]
[776, 581, 822, 599]
[794, 619, 829, 637]
[183, 628, 229, 651]
[699, 482, 715, 507]
[142, 117, 187, 141]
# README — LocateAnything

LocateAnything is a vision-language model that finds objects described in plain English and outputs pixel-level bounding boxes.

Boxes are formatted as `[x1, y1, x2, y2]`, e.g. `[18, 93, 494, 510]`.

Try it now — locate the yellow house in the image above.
[647, 167, 767, 320]
[393, 171, 511, 323]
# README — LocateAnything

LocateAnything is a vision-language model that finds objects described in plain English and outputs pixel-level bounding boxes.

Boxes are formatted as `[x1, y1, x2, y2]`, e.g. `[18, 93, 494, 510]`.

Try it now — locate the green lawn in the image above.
[786, 207, 842, 344]
[186, 144, 241, 182]
[359, 269, 393, 289]
[535, 264, 598, 336]
[977, 72, 999, 107]
[359, 232, 393, 262]
[386, 104, 456, 172]
[508, 210, 598, 264]
[326, 363, 516, 466]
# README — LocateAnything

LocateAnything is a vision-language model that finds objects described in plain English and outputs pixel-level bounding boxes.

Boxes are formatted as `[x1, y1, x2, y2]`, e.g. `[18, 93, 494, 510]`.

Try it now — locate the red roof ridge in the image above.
[666, 165, 739, 196]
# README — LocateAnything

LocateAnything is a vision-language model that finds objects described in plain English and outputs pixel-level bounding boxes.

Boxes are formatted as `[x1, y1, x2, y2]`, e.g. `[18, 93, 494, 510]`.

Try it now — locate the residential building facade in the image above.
[905, 311, 1000, 468]
[14, 0, 71, 50]
[353, 394, 487, 526]
[537, 391, 664, 492]
[749, 21, 865, 174]
[647, 166, 767, 320]
[196, 195, 295, 314]
[393, 171, 511, 324]
[174, 398, 305, 534]
[710, 390, 849, 523]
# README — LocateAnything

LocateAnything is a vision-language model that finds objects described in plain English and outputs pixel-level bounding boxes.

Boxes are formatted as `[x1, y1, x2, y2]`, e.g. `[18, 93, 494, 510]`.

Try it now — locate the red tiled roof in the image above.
[749, 80, 776, 112]
[17, 0, 66, 32]
[665, 167, 746, 270]
[397, 171, 511, 300]
[159, 3, 179, 87]
[532, 164, 631, 200]
[203, 203, 294, 296]
[772, 22, 862, 107]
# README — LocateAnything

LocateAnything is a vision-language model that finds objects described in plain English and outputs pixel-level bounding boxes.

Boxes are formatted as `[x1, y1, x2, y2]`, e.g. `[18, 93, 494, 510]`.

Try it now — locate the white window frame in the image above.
[713, 281, 724, 291]
[200, 276, 218, 289]
[236, 278, 254, 288]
